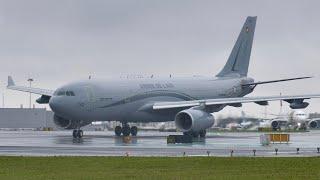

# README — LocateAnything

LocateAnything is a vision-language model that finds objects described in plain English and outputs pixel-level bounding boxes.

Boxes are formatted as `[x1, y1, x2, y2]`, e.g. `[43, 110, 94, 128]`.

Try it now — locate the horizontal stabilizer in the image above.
[242, 76, 312, 86]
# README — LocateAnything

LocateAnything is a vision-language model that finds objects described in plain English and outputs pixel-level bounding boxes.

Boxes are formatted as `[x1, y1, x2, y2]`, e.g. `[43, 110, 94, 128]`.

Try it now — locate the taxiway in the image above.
[0, 131, 319, 157]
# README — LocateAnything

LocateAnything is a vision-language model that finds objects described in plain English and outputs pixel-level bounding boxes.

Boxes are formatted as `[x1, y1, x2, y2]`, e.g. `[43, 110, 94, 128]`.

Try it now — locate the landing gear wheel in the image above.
[199, 130, 206, 138]
[122, 126, 131, 136]
[183, 131, 192, 137]
[192, 131, 199, 138]
[130, 126, 138, 136]
[77, 130, 83, 138]
[115, 126, 122, 136]
[73, 130, 83, 138]
[73, 130, 77, 138]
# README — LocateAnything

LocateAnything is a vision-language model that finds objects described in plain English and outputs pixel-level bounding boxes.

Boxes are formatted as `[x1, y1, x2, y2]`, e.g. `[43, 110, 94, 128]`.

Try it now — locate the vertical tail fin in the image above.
[216, 16, 257, 77]
[8, 76, 15, 87]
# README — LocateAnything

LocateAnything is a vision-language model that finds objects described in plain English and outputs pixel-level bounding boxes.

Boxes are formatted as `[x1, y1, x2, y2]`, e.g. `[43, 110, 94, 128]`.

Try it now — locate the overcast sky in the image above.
[0, 0, 319, 118]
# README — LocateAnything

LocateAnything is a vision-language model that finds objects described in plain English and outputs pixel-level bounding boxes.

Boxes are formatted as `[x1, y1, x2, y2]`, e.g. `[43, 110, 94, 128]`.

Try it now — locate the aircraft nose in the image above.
[49, 97, 63, 113]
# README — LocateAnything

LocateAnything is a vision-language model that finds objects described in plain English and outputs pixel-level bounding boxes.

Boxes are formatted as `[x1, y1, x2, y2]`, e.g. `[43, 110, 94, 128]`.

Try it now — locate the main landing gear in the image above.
[115, 123, 138, 136]
[73, 129, 83, 138]
[183, 130, 206, 138]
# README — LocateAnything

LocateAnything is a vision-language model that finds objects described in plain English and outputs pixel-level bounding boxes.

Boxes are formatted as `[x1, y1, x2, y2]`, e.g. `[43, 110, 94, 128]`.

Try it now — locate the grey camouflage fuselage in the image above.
[49, 76, 254, 125]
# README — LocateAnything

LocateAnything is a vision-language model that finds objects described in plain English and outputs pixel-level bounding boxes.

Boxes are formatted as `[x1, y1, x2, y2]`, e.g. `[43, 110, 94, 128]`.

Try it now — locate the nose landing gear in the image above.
[114, 123, 138, 136]
[72, 129, 83, 138]
[72, 120, 84, 138]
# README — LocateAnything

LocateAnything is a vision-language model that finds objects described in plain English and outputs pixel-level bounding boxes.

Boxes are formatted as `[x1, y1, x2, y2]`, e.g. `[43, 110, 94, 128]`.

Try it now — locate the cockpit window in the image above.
[66, 91, 70, 96]
[54, 89, 75, 96]
[66, 91, 75, 96]
[57, 91, 66, 96]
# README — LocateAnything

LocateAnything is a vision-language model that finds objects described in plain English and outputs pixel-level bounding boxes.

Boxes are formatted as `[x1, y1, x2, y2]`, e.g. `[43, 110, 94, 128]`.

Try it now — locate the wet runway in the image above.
[0, 130, 320, 157]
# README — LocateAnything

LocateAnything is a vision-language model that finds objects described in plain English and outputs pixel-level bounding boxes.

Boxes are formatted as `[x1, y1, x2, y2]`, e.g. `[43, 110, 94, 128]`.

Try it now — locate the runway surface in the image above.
[0, 130, 320, 157]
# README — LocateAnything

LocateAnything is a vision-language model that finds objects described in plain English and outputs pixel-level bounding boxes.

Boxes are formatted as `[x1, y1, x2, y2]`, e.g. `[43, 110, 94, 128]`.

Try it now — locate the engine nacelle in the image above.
[271, 120, 279, 129]
[308, 120, 319, 129]
[289, 102, 309, 109]
[175, 108, 214, 132]
[53, 114, 91, 129]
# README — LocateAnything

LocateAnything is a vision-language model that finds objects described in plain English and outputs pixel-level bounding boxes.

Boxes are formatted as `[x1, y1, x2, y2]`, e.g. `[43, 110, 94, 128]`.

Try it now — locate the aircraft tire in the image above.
[122, 126, 131, 136]
[183, 131, 192, 137]
[115, 126, 122, 136]
[199, 130, 206, 138]
[72, 130, 77, 138]
[192, 131, 199, 138]
[130, 126, 138, 136]
[73, 130, 83, 138]
[77, 130, 83, 138]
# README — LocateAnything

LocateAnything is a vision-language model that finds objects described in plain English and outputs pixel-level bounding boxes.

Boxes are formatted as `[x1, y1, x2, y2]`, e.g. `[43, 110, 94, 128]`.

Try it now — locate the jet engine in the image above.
[308, 120, 320, 129]
[53, 114, 90, 129]
[175, 108, 214, 132]
[289, 102, 309, 109]
[271, 120, 280, 129]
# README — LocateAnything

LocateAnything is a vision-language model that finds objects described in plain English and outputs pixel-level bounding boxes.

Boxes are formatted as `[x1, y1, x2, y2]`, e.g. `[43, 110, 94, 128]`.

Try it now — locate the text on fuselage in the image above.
[139, 83, 175, 89]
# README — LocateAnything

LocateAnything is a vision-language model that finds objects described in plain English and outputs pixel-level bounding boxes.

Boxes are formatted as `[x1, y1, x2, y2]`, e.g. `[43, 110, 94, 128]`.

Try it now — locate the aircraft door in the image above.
[80, 86, 96, 112]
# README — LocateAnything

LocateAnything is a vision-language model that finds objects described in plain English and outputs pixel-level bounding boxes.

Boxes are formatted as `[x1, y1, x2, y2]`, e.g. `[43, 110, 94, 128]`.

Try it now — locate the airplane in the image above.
[221, 112, 253, 130]
[7, 16, 320, 138]
[263, 110, 320, 130]
[238, 111, 253, 129]
[240, 121, 253, 129]
[225, 122, 242, 130]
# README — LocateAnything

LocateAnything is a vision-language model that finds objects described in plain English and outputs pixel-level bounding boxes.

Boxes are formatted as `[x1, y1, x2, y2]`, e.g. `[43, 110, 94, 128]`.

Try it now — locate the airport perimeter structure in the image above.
[0, 108, 55, 130]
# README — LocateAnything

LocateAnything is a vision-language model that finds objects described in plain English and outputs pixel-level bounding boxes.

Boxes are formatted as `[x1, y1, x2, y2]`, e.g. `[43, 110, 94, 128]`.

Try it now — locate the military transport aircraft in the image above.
[7, 16, 320, 138]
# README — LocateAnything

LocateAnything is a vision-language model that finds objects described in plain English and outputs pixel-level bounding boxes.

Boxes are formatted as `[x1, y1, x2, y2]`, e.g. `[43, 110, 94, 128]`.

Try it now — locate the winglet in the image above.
[7, 76, 15, 87]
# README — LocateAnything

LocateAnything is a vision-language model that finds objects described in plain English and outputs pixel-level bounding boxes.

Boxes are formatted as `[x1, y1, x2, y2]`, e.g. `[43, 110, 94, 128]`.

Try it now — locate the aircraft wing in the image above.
[7, 76, 54, 97]
[153, 94, 320, 110]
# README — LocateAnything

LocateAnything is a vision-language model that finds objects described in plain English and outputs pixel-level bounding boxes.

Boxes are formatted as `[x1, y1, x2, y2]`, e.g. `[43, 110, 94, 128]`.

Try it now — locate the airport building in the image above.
[0, 108, 176, 131]
[0, 108, 56, 130]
